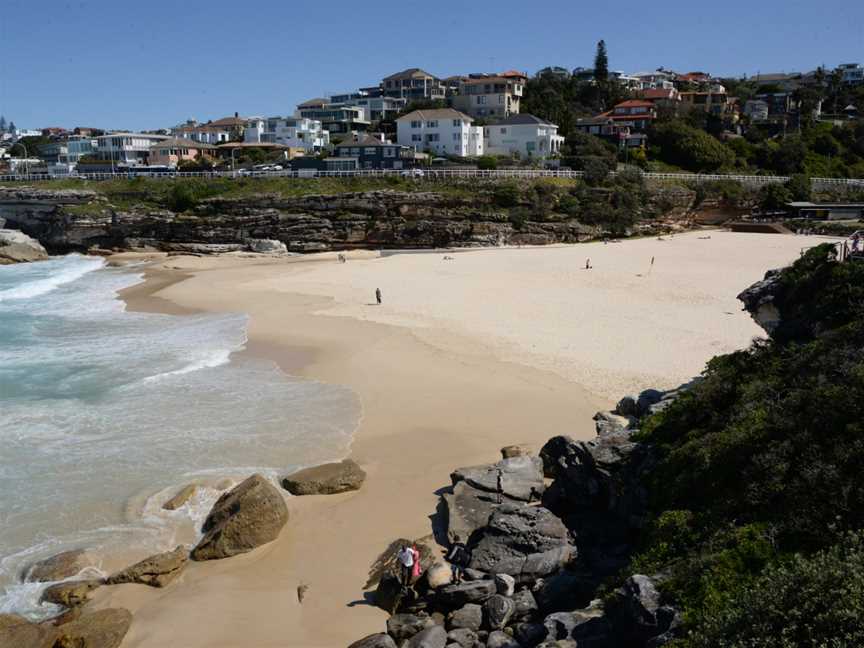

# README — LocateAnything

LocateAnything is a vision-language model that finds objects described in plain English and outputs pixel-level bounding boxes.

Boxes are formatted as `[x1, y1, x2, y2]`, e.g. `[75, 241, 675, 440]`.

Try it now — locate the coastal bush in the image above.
[630, 245, 864, 640]
[492, 183, 521, 207]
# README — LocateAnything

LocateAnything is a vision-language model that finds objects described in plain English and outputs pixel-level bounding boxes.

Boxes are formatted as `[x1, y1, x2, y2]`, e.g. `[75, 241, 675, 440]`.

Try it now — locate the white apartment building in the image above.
[396, 109, 483, 157]
[244, 116, 329, 151]
[632, 71, 676, 90]
[172, 121, 233, 144]
[95, 132, 169, 166]
[484, 114, 564, 158]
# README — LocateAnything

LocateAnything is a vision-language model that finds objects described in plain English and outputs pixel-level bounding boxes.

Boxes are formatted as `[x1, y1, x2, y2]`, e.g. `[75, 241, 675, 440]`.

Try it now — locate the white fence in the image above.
[1, 167, 863, 190]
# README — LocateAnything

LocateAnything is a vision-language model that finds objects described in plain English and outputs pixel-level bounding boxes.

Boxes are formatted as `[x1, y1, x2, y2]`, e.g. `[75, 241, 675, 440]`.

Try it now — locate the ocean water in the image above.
[0, 255, 361, 618]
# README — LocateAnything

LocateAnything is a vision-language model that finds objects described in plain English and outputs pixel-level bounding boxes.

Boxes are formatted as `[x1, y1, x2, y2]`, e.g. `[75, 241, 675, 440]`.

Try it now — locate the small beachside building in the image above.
[149, 138, 216, 167]
[396, 108, 483, 157]
[483, 114, 564, 158]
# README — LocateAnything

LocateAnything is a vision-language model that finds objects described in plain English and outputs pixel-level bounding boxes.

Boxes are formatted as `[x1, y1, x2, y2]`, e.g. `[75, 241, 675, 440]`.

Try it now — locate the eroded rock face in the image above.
[0, 228, 48, 264]
[445, 602, 484, 631]
[53, 608, 133, 648]
[281, 459, 366, 495]
[437, 581, 497, 609]
[106, 545, 188, 587]
[191, 474, 289, 560]
[467, 505, 575, 583]
[451, 456, 545, 503]
[387, 613, 431, 642]
[405, 624, 447, 648]
[23, 549, 90, 583]
[737, 268, 783, 335]
[484, 594, 516, 630]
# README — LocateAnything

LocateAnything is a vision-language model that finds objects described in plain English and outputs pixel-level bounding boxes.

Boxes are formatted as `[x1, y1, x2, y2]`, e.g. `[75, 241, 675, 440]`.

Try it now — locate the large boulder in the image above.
[0, 615, 55, 647]
[41, 579, 102, 608]
[348, 633, 397, 648]
[53, 608, 133, 648]
[737, 268, 783, 335]
[446, 628, 478, 648]
[405, 624, 447, 648]
[437, 581, 496, 609]
[106, 545, 187, 587]
[442, 481, 498, 541]
[534, 570, 596, 614]
[451, 455, 544, 502]
[23, 549, 90, 582]
[486, 630, 521, 648]
[514, 622, 547, 646]
[281, 459, 366, 495]
[512, 588, 538, 619]
[446, 603, 484, 631]
[387, 613, 431, 642]
[483, 594, 516, 630]
[191, 474, 289, 560]
[0, 229, 48, 264]
[426, 562, 453, 589]
[494, 573, 515, 597]
[467, 505, 575, 583]
[607, 574, 677, 645]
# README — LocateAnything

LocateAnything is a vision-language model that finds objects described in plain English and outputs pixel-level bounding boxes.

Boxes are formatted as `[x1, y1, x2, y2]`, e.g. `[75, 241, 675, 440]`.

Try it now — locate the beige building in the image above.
[451, 71, 527, 119]
[149, 138, 216, 167]
[381, 68, 446, 101]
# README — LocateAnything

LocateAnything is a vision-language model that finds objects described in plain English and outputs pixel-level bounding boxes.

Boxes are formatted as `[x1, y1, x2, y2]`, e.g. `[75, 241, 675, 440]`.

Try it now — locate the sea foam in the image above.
[0, 255, 360, 619]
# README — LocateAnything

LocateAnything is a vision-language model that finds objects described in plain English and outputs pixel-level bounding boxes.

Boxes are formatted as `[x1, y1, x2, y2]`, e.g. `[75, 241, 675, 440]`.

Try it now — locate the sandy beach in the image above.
[94, 231, 835, 647]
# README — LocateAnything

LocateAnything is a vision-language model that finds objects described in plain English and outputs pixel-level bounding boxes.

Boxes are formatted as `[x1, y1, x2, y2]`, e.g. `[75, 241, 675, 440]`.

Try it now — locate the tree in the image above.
[649, 120, 736, 172]
[785, 174, 811, 202]
[594, 40, 609, 83]
[758, 182, 792, 211]
[8, 121, 16, 133]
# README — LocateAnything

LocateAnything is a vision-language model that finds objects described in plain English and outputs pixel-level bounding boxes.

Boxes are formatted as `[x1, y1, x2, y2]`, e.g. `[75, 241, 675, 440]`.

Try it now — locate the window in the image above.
[364, 147, 377, 155]
[411, 134, 422, 142]
[477, 96, 487, 105]
[426, 134, 439, 142]
[384, 147, 395, 157]
[452, 119, 461, 127]
[426, 120, 438, 128]
[526, 141, 536, 152]
[410, 120, 421, 128]
[452, 133, 461, 141]
[500, 128, 507, 134]
[351, 147, 360, 155]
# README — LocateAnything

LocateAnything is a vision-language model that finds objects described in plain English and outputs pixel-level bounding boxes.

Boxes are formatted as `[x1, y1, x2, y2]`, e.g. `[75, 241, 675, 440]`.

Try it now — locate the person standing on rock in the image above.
[397, 545, 414, 586]
[375, 287, 382, 305]
[446, 535, 469, 584]
[411, 543, 421, 582]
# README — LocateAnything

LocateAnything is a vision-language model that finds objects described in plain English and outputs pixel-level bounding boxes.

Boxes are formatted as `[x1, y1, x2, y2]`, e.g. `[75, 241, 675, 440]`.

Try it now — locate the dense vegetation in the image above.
[630, 244, 864, 645]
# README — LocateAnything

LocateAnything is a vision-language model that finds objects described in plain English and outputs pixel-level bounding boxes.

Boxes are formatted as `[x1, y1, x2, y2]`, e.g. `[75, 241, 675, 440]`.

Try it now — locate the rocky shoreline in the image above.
[0, 186, 693, 257]
[0, 461, 366, 648]
[348, 384, 687, 648]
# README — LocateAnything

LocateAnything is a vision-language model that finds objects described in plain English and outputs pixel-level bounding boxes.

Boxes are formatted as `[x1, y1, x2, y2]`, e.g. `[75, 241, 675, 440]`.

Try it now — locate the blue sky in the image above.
[2, 0, 862, 131]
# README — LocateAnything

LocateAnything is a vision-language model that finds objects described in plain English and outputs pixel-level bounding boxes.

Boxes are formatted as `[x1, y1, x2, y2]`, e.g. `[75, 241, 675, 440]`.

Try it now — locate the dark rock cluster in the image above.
[353, 386, 691, 648]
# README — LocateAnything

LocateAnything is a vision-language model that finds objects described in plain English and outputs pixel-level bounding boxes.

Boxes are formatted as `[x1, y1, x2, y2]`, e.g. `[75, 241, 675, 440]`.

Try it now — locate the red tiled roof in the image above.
[639, 88, 677, 100]
[613, 100, 655, 109]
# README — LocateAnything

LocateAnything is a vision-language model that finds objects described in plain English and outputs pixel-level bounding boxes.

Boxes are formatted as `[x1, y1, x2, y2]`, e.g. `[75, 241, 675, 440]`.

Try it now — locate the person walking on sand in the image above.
[585, 258, 592, 270]
[411, 543, 421, 582]
[375, 287, 382, 305]
[397, 545, 414, 587]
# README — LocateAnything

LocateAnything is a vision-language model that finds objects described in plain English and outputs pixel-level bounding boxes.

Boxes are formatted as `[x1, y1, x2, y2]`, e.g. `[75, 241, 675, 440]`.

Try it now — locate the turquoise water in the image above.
[0, 255, 360, 617]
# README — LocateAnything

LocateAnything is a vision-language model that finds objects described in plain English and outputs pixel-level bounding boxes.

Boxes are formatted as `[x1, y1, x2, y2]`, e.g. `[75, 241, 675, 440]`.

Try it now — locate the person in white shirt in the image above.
[397, 545, 414, 586]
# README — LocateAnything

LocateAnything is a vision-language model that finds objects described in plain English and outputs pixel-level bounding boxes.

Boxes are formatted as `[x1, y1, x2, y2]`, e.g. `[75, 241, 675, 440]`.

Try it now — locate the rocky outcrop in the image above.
[444, 455, 545, 542]
[281, 459, 366, 495]
[191, 474, 289, 560]
[246, 238, 289, 254]
[467, 505, 575, 583]
[737, 268, 783, 335]
[0, 228, 48, 264]
[23, 549, 90, 582]
[348, 633, 398, 648]
[106, 545, 188, 587]
[53, 608, 133, 648]
[0, 188, 596, 254]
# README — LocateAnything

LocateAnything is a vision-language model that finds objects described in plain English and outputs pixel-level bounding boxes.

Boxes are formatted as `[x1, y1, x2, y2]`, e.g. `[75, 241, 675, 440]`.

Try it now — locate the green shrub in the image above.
[492, 183, 521, 207]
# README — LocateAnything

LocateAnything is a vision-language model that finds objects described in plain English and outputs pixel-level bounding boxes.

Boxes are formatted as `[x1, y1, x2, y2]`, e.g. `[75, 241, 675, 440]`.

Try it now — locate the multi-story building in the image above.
[743, 99, 770, 122]
[451, 71, 528, 119]
[244, 116, 330, 151]
[95, 132, 169, 166]
[172, 120, 233, 145]
[381, 68, 446, 101]
[332, 134, 413, 170]
[296, 99, 370, 137]
[680, 89, 733, 116]
[483, 114, 564, 158]
[329, 92, 407, 122]
[838, 63, 864, 85]
[149, 138, 216, 167]
[396, 108, 483, 157]
[631, 71, 676, 90]
[537, 66, 571, 80]
[65, 136, 98, 163]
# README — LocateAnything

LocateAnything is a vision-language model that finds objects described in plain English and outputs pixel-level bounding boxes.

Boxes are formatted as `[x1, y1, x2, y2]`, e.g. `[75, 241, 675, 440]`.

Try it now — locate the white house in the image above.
[396, 108, 483, 157]
[244, 116, 329, 151]
[743, 99, 770, 122]
[95, 132, 170, 166]
[483, 114, 564, 158]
